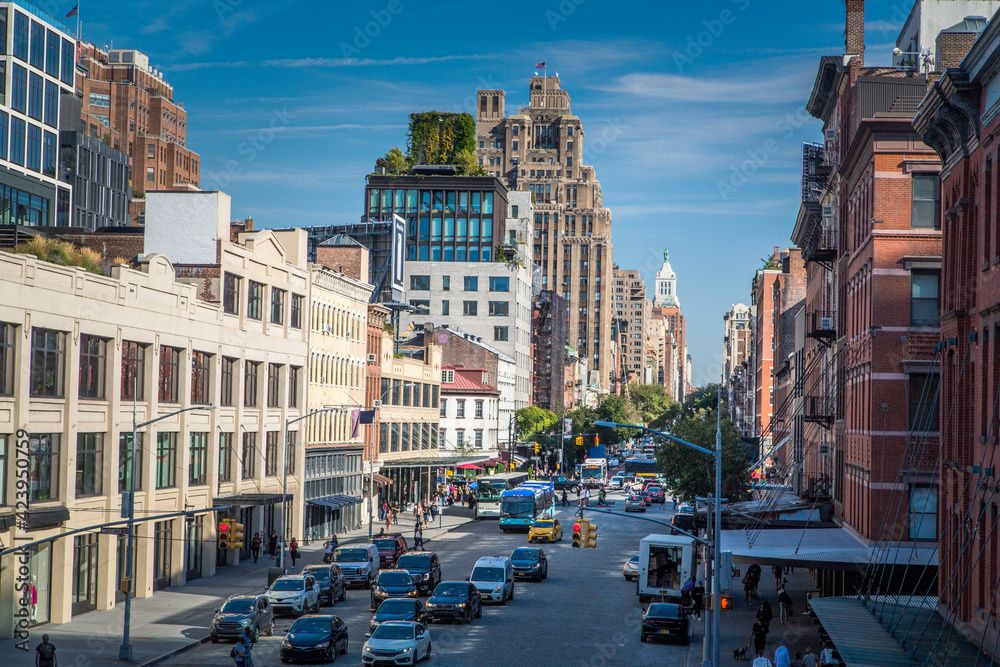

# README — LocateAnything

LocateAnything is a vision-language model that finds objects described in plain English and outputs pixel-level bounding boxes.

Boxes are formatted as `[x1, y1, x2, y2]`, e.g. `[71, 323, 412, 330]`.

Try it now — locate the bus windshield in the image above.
[478, 481, 504, 501]
[582, 466, 604, 479]
[500, 498, 534, 518]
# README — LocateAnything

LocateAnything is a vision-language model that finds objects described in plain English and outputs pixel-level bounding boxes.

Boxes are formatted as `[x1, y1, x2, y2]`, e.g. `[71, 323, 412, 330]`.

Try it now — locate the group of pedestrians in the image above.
[246, 530, 299, 567]
[680, 577, 706, 620]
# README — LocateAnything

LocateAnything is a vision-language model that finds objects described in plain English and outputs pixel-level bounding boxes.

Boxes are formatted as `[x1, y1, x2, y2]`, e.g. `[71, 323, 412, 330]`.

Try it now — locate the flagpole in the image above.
[76, 0, 81, 43]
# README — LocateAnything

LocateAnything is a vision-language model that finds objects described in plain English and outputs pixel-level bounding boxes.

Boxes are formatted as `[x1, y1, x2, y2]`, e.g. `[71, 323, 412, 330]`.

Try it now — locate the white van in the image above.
[332, 543, 380, 588]
[470, 556, 515, 604]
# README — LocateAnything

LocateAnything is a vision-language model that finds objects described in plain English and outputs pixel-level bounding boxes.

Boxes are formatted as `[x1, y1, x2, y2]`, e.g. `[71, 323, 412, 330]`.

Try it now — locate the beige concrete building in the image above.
[476, 76, 613, 392]
[613, 267, 653, 380]
[0, 225, 308, 635]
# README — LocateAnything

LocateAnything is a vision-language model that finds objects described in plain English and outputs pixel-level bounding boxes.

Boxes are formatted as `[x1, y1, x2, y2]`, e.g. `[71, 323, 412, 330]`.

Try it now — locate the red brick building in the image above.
[751, 253, 782, 451]
[914, 13, 1000, 657]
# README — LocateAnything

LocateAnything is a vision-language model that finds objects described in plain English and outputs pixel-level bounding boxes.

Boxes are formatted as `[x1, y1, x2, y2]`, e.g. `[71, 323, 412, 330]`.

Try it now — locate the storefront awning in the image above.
[213, 493, 285, 506]
[371, 473, 392, 485]
[308, 494, 363, 510]
[455, 464, 482, 470]
[378, 454, 491, 469]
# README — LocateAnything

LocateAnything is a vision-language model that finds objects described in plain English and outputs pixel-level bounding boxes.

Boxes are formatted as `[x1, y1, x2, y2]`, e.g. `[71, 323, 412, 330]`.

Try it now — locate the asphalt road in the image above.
[160, 491, 688, 667]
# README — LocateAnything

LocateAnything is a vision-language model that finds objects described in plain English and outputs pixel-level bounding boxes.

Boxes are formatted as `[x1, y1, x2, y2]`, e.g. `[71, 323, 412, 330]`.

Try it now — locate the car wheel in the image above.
[543, 566, 548, 580]
[252, 627, 260, 643]
[499, 590, 507, 606]
[508, 585, 514, 601]
[265, 619, 275, 636]
[338, 585, 347, 602]
[640, 632, 647, 643]
[327, 642, 336, 663]
[340, 638, 348, 655]
[462, 607, 471, 625]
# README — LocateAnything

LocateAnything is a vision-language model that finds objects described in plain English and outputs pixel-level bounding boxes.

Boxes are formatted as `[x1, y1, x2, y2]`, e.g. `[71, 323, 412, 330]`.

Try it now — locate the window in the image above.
[909, 486, 937, 540]
[146, 167, 154, 183]
[45, 29, 58, 77]
[27, 433, 58, 501]
[489, 276, 509, 292]
[121, 341, 145, 400]
[88, 93, 110, 108]
[474, 430, 484, 448]
[442, 300, 450, 315]
[78, 335, 106, 399]
[270, 288, 285, 325]
[189, 433, 207, 485]
[43, 80, 57, 127]
[28, 20, 42, 69]
[464, 276, 478, 291]
[26, 123, 39, 171]
[911, 174, 941, 229]
[0, 112, 8, 160]
[455, 429, 465, 446]
[267, 363, 281, 407]
[410, 299, 430, 313]
[60, 37, 73, 83]
[155, 433, 177, 489]
[241, 432, 256, 479]
[442, 276, 450, 291]
[475, 400, 484, 418]
[28, 73, 41, 120]
[0, 322, 14, 396]
[42, 131, 55, 177]
[457, 400, 466, 418]
[911, 272, 940, 326]
[440, 398, 447, 417]
[265, 432, 279, 476]
[288, 366, 300, 408]
[290, 294, 303, 329]
[489, 301, 509, 316]
[441, 369, 454, 383]
[285, 431, 296, 475]
[223, 274, 241, 314]
[118, 433, 143, 493]
[75, 433, 103, 498]
[221, 357, 236, 406]
[410, 275, 430, 290]
[9, 116, 23, 165]
[158, 346, 180, 403]
[12, 12, 26, 61]
[247, 281, 264, 320]
[463, 301, 477, 316]
[494, 326, 509, 341]
[30, 328, 64, 397]
[191, 351, 211, 404]
[218, 433, 233, 482]
[244, 361, 259, 407]
[908, 372, 940, 432]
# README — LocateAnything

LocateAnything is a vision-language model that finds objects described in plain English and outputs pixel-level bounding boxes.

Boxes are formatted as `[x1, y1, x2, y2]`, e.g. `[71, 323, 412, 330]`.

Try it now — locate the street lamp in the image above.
[596, 398, 723, 667]
[120, 405, 217, 662]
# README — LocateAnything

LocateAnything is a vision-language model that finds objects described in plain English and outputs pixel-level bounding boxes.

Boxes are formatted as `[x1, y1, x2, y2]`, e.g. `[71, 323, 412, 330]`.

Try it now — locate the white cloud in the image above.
[168, 54, 488, 72]
[605, 67, 814, 105]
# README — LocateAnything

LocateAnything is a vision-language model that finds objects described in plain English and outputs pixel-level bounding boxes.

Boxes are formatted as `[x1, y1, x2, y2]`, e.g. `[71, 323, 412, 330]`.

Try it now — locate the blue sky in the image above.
[82, 0, 912, 387]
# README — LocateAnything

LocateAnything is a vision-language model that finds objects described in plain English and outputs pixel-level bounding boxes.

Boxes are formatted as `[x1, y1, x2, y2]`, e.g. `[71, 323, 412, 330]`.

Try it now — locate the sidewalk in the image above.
[687, 566, 827, 666]
[8, 505, 477, 667]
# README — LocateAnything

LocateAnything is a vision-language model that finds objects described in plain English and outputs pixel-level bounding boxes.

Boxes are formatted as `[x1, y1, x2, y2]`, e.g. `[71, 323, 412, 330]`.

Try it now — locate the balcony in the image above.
[804, 395, 835, 428]
[806, 311, 836, 342]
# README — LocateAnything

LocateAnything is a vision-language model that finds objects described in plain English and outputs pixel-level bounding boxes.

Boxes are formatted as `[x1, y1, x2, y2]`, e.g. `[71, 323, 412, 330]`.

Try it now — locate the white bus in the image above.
[581, 458, 608, 486]
[474, 472, 529, 518]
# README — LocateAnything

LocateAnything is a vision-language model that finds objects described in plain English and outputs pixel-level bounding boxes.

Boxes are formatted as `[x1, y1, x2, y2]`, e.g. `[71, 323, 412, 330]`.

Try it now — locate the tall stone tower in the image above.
[654, 249, 680, 308]
[475, 76, 614, 391]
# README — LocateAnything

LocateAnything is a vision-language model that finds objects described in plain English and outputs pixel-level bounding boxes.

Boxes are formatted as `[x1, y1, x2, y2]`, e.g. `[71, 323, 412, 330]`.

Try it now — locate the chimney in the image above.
[845, 0, 865, 82]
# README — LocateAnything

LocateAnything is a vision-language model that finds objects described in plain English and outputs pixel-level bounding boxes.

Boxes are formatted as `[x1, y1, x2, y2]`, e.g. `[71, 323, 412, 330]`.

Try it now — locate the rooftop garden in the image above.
[376, 111, 486, 177]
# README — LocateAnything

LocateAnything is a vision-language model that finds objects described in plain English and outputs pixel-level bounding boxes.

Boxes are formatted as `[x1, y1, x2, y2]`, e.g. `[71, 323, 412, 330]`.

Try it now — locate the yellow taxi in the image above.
[527, 518, 563, 543]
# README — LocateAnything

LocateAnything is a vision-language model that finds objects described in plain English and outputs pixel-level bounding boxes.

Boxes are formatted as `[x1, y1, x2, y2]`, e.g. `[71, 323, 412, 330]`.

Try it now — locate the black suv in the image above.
[210, 594, 274, 643]
[370, 569, 419, 611]
[542, 476, 580, 492]
[425, 581, 483, 624]
[395, 551, 442, 596]
[302, 563, 347, 606]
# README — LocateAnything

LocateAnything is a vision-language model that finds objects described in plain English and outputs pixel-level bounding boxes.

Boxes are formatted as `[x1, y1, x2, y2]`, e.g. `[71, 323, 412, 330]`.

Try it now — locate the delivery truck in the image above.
[636, 533, 696, 603]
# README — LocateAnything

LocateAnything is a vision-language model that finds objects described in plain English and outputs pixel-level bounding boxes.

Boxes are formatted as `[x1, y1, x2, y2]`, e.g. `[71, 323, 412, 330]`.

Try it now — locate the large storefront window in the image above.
[72, 533, 98, 615]
[25, 542, 51, 626]
[185, 515, 203, 581]
[153, 520, 173, 590]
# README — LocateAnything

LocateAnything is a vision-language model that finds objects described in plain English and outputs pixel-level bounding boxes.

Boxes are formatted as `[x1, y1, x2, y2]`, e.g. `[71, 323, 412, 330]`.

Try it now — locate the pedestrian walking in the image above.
[747, 563, 762, 600]
[773, 564, 783, 589]
[267, 530, 277, 559]
[692, 580, 705, 621]
[251, 532, 262, 563]
[561, 489, 568, 506]
[751, 620, 768, 656]
[414, 523, 424, 550]
[758, 600, 773, 629]
[743, 573, 755, 606]
[774, 640, 791, 667]
[35, 634, 57, 667]
[752, 650, 773, 667]
[790, 652, 805, 667]
[234, 627, 253, 667]
[801, 647, 818, 667]
[819, 642, 836, 666]
[681, 577, 694, 609]
[778, 586, 794, 623]
[429, 503, 437, 523]
[384, 512, 392, 533]
[289, 537, 299, 567]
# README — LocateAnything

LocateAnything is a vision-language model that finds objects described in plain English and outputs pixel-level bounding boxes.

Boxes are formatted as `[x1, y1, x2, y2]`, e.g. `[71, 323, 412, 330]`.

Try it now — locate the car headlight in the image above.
[456, 602, 466, 607]
[363, 643, 371, 652]
[425, 602, 436, 609]
[494, 586, 502, 592]
[421, 573, 430, 581]
[399, 647, 413, 654]
[314, 642, 328, 649]
[239, 618, 252, 627]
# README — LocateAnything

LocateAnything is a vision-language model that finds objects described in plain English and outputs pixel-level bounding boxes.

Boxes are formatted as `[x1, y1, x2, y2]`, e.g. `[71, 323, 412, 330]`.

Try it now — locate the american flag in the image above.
[535, 61, 546, 68]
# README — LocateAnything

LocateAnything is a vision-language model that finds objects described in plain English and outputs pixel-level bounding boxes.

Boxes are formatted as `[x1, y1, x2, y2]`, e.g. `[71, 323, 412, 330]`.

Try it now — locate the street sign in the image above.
[101, 527, 129, 536]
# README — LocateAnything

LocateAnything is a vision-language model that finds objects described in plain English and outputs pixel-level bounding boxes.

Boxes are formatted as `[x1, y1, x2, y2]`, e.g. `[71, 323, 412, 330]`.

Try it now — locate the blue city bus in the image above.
[499, 481, 555, 532]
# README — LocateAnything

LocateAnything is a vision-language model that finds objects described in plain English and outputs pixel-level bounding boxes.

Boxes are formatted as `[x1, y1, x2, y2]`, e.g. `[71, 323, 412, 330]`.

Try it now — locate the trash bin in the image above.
[267, 566, 286, 587]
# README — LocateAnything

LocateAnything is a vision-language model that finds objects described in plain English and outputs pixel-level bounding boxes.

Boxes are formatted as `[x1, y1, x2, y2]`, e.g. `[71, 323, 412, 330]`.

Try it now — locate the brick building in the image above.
[532, 289, 568, 411]
[612, 267, 652, 380]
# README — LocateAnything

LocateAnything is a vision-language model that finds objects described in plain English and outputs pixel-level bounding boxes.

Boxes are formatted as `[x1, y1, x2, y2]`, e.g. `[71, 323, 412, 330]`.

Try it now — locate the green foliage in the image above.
[654, 409, 751, 503]
[761, 253, 780, 270]
[677, 383, 721, 420]
[628, 384, 679, 429]
[406, 112, 477, 166]
[453, 148, 486, 176]
[382, 146, 410, 173]
[566, 405, 598, 436]
[596, 394, 640, 445]
[13, 237, 104, 274]
[516, 406, 559, 436]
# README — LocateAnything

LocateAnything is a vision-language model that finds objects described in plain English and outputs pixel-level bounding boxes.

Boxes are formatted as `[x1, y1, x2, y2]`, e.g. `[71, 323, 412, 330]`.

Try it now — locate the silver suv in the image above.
[266, 574, 320, 617]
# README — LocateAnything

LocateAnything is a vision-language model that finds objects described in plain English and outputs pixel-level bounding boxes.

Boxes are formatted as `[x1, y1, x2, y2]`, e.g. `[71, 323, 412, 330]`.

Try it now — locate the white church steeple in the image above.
[654, 249, 679, 308]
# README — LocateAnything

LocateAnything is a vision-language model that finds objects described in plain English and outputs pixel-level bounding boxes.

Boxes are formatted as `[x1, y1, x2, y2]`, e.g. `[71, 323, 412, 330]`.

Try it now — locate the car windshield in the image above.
[371, 624, 415, 640]
[647, 603, 682, 618]
[511, 548, 539, 561]
[433, 583, 468, 597]
[270, 579, 304, 592]
[334, 548, 368, 562]
[472, 567, 505, 582]
[289, 618, 330, 634]
[396, 555, 430, 569]
[531, 520, 553, 528]
[374, 539, 398, 550]
[304, 568, 330, 580]
[378, 600, 417, 615]
[220, 599, 255, 613]
[378, 572, 412, 586]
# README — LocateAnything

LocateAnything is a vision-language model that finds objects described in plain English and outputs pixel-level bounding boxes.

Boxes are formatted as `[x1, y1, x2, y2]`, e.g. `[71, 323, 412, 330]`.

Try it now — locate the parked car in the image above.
[425, 581, 482, 624]
[640, 602, 690, 644]
[625, 495, 647, 513]
[333, 544, 380, 588]
[470, 556, 515, 605]
[266, 574, 321, 617]
[542, 476, 580, 492]
[510, 547, 548, 582]
[527, 518, 562, 543]
[279, 614, 349, 663]
[371, 569, 419, 611]
[210, 594, 274, 643]
[623, 554, 640, 581]
[395, 552, 442, 596]
[301, 563, 347, 606]
[370, 599, 430, 634]
[371, 534, 409, 568]
[362, 621, 432, 665]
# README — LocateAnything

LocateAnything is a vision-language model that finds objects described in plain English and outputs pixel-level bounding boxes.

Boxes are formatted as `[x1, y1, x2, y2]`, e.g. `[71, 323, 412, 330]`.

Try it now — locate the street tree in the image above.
[596, 394, 640, 445]
[516, 406, 559, 437]
[628, 383, 679, 428]
[654, 408, 750, 503]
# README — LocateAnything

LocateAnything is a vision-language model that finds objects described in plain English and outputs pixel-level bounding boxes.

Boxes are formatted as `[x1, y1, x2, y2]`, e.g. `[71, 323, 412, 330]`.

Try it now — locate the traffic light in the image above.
[218, 520, 232, 549]
[572, 522, 583, 548]
[594, 435, 599, 446]
[575, 435, 583, 447]
[534, 443, 540, 454]
[585, 521, 598, 548]
[231, 522, 245, 549]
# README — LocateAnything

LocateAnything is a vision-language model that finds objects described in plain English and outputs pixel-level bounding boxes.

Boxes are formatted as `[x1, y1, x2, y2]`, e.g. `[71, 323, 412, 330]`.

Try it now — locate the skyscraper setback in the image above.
[476, 76, 613, 391]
